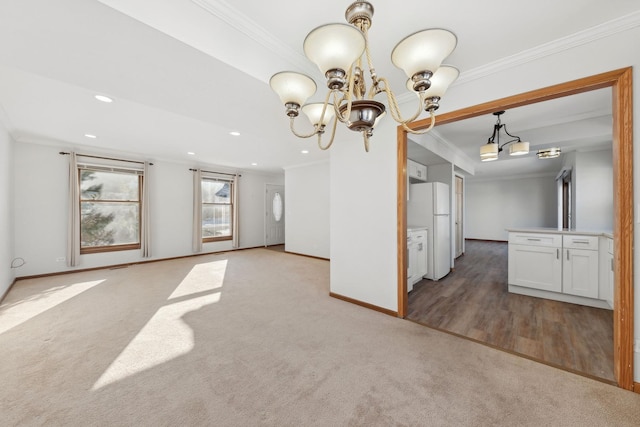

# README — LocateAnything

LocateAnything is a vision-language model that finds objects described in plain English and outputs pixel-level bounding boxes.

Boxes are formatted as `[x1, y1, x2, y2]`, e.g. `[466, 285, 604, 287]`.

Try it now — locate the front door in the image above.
[265, 184, 285, 246]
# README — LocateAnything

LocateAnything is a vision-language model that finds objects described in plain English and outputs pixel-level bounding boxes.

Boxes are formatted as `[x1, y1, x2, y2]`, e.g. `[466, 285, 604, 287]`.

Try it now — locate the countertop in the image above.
[506, 227, 613, 239]
[407, 225, 429, 232]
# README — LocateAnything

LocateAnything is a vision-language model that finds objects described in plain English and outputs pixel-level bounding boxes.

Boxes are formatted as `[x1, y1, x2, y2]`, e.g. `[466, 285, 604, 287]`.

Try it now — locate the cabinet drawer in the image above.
[509, 233, 561, 248]
[563, 235, 598, 250]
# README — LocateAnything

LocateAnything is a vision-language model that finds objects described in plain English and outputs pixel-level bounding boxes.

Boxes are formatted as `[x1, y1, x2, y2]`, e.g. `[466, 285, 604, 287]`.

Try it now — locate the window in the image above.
[202, 178, 233, 242]
[79, 168, 142, 253]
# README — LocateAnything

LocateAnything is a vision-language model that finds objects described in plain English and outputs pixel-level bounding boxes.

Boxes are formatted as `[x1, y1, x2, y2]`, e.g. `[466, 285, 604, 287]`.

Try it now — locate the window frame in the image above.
[201, 177, 234, 243]
[78, 167, 143, 254]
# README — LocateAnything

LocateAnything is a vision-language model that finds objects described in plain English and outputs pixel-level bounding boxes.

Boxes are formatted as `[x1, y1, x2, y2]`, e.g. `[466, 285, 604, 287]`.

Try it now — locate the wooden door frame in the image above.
[396, 67, 634, 390]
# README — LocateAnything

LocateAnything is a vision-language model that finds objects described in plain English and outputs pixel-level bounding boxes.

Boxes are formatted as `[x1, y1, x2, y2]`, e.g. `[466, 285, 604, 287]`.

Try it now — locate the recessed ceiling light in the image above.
[301, 150, 309, 154]
[187, 151, 195, 155]
[229, 131, 241, 136]
[84, 134, 97, 139]
[251, 162, 258, 166]
[94, 95, 113, 103]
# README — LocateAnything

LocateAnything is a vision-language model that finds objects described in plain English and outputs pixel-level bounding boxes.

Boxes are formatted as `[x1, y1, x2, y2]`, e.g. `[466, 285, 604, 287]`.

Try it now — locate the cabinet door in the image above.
[508, 244, 562, 292]
[563, 248, 599, 298]
[415, 231, 428, 278]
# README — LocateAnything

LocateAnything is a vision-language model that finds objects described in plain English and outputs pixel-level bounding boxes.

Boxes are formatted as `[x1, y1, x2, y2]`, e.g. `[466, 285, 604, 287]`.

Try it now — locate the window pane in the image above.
[202, 180, 231, 203]
[81, 202, 140, 247]
[273, 192, 283, 222]
[80, 170, 139, 201]
[202, 205, 231, 238]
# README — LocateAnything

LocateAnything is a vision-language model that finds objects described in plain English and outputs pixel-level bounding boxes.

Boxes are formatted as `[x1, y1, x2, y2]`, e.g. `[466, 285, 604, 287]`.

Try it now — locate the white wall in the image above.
[330, 121, 398, 311]
[284, 161, 329, 259]
[574, 149, 614, 231]
[465, 175, 558, 240]
[12, 141, 283, 277]
[0, 121, 14, 298]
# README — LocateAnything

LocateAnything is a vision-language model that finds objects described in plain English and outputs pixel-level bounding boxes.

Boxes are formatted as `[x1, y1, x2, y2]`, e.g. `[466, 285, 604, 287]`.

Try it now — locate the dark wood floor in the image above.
[407, 240, 614, 383]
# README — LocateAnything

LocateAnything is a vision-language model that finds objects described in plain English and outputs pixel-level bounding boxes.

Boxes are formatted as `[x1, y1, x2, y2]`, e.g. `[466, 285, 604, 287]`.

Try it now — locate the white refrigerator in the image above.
[407, 182, 451, 280]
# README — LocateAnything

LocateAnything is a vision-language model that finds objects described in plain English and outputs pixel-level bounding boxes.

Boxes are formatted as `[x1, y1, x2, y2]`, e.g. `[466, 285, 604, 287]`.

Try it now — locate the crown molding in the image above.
[191, 0, 317, 78]
[456, 10, 640, 86]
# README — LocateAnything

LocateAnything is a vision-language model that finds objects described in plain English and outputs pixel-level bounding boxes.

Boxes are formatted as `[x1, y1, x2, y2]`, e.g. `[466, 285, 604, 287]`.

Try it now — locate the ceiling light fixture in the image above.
[94, 95, 113, 103]
[301, 150, 309, 154]
[479, 111, 529, 162]
[270, 1, 458, 152]
[251, 162, 258, 166]
[187, 151, 195, 155]
[229, 131, 241, 136]
[537, 148, 561, 159]
[84, 134, 97, 139]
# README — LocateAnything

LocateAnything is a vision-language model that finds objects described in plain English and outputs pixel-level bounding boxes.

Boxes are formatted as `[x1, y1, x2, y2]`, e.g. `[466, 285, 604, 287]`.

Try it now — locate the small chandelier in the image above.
[479, 111, 530, 162]
[537, 147, 561, 159]
[269, 1, 459, 152]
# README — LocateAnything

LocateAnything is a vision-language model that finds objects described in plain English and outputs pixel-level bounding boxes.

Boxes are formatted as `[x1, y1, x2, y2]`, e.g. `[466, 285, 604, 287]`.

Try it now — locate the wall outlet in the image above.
[56, 257, 65, 262]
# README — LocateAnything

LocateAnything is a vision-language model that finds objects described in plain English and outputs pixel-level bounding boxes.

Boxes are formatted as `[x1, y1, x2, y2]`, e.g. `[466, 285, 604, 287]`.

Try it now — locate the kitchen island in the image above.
[506, 228, 613, 309]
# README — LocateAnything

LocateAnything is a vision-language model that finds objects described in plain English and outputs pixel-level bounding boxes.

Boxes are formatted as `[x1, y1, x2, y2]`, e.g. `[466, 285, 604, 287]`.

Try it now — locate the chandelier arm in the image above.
[401, 110, 436, 135]
[361, 23, 378, 88]
[317, 115, 339, 151]
[335, 64, 360, 124]
[289, 117, 319, 139]
[378, 77, 423, 124]
[501, 124, 522, 141]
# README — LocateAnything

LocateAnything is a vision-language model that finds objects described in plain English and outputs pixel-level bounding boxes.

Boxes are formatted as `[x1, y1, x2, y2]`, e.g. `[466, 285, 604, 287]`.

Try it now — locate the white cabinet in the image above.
[407, 229, 428, 291]
[408, 159, 427, 183]
[562, 235, 599, 298]
[508, 231, 610, 309]
[508, 233, 562, 292]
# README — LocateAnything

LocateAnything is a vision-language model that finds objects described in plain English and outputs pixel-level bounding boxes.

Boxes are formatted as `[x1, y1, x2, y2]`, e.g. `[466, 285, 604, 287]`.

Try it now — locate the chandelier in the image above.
[479, 111, 530, 162]
[269, 1, 459, 152]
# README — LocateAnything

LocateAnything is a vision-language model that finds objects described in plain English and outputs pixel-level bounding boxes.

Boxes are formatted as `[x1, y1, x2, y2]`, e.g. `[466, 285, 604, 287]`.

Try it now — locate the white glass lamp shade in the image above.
[269, 71, 317, 106]
[391, 29, 457, 78]
[303, 23, 365, 75]
[480, 143, 499, 162]
[302, 102, 335, 126]
[509, 141, 530, 156]
[422, 65, 459, 98]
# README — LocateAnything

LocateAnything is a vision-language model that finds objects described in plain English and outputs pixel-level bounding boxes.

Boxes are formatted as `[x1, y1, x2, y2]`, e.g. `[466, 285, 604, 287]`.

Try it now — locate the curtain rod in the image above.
[59, 152, 153, 166]
[189, 168, 240, 177]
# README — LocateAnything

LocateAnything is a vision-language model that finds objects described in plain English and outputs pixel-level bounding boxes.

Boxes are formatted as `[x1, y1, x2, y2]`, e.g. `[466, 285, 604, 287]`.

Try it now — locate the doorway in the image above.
[396, 68, 634, 390]
[265, 184, 285, 247]
[454, 175, 464, 258]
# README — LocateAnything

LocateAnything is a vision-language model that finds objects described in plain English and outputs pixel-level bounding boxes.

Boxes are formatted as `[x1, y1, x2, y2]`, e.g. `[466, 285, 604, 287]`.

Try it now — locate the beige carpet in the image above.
[1, 249, 638, 426]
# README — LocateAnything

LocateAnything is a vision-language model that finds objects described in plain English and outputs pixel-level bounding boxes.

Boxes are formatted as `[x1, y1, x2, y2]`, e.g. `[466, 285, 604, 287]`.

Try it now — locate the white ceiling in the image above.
[0, 0, 638, 174]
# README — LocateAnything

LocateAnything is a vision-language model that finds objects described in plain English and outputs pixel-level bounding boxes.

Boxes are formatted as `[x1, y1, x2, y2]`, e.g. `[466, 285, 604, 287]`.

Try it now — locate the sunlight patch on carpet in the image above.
[168, 260, 227, 299]
[0, 280, 105, 335]
[92, 260, 228, 390]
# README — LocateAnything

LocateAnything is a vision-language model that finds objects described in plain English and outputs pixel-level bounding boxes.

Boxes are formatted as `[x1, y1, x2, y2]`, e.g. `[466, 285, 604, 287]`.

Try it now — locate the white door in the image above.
[455, 175, 464, 258]
[265, 184, 285, 246]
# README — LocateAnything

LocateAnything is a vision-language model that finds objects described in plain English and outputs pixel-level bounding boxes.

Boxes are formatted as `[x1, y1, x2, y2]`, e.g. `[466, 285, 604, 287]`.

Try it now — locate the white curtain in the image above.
[66, 152, 80, 267]
[192, 169, 203, 252]
[141, 161, 151, 257]
[232, 174, 239, 248]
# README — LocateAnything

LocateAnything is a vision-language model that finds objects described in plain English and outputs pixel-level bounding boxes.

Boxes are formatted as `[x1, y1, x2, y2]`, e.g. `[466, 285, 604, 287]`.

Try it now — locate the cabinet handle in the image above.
[566, 249, 570, 261]
[572, 239, 590, 244]
[556, 248, 559, 259]
[527, 238, 541, 241]
[611, 258, 614, 271]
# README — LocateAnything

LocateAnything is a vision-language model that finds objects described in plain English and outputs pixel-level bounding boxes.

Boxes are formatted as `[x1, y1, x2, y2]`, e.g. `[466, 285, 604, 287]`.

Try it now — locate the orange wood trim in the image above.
[0, 278, 18, 305]
[15, 245, 266, 281]
[634, 382, 639, 394]
[284, 251, 330, 261]
[612, 66, 634, 391]
[397, 125, 408, 318]
[80, 243, 141, 254]
[411, 68, 632, 130]
[397, 66, 634, 390]
[330, 292, 398, 317]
